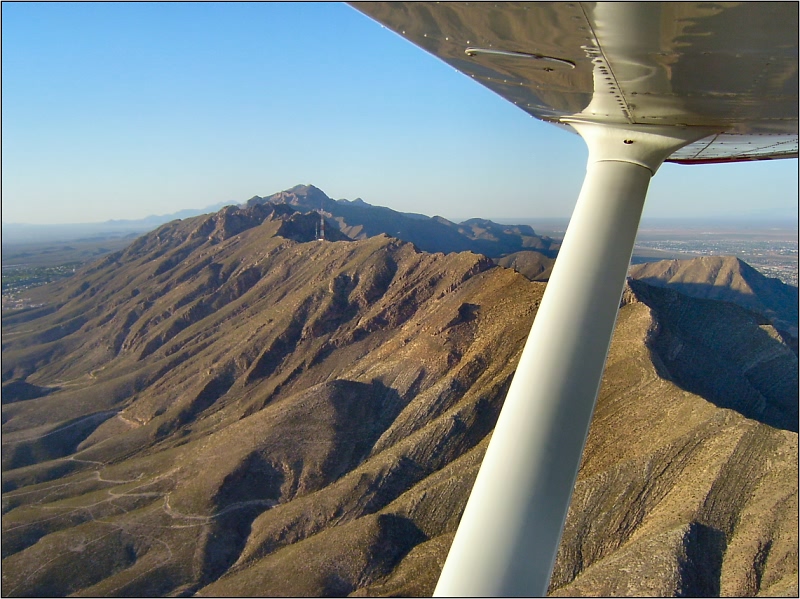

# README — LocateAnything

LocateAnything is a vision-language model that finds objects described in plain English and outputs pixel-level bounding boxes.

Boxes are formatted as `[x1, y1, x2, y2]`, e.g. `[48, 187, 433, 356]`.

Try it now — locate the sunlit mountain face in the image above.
[2, 190, 797, 597]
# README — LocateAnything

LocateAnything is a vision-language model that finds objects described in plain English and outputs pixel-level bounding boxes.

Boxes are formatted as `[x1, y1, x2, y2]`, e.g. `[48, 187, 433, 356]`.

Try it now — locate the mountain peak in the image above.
[630, 255, 763, 291]
[629, 256, 798, 337]
[2, 195, 797, 597]
[287, 183, 327, 196]
[237, 186, 556, 258]
[247, 184, 332, 212]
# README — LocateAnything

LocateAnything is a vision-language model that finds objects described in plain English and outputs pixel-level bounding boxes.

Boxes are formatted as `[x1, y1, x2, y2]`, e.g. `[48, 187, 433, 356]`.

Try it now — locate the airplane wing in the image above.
[351, 2, 798, 163]
[348, 3, 798, 597]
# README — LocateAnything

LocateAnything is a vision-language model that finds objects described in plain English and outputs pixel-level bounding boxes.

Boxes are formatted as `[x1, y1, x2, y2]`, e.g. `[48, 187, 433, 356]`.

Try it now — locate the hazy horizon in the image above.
[3, 207, 798, 255]
[3, 192, 798, 230]
[3, 189, 798, 230]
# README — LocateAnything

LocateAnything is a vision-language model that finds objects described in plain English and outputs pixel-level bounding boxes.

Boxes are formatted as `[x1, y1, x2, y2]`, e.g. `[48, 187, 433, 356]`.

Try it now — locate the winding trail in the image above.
[163, 494, 276, 527]
[3, 432, 280, 596]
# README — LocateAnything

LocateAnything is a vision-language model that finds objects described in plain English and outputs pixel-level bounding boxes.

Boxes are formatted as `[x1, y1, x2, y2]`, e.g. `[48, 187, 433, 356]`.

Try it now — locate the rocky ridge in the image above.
[247, 184, 559, 257]
[630, 256, 798, 340]
[1, 198, 797, 596]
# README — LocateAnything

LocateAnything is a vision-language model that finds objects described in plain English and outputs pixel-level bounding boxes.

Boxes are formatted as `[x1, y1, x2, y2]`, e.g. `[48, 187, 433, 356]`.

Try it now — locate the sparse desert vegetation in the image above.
[2, 191, 797, 596]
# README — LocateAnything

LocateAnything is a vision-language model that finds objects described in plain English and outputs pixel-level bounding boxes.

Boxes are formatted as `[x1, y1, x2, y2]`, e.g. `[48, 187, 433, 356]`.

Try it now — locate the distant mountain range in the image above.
[3, 185, 560, 257]
[1, 202, 233, 244]
[2, 195, 796, 596]
[247, 184, 560, 257]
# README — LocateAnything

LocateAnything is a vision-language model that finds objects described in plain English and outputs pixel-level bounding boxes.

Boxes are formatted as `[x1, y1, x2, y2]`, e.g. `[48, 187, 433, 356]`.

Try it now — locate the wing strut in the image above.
[434, 121, 711, 597]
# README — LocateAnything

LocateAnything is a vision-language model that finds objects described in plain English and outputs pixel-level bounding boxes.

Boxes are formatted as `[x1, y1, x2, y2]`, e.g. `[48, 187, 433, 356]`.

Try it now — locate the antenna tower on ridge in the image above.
[318, 194, 325, 241]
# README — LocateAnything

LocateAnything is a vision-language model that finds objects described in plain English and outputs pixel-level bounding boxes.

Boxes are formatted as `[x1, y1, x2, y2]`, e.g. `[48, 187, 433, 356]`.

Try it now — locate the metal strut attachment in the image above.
[434, 122, 711, 597]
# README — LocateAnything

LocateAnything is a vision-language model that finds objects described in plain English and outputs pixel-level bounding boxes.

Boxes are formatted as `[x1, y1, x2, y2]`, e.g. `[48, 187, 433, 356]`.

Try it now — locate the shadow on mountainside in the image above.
[629, 279, 798, 433]
[0, 380, 59, 404]
[167, 377, 409, 593]
[633, 278, 798, 343]
[677, 522, 727, 597]
[629, 256, 799, 342]
[3, 192, 797, 596]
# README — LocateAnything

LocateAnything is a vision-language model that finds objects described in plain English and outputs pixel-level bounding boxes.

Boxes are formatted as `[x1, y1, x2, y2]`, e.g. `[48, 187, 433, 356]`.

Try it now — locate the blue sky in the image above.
[2, 2, 797, 224]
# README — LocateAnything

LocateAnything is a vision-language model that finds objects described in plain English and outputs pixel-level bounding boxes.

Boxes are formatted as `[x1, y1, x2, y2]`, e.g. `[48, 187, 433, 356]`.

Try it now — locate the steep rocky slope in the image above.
[494, 250, 555, 281]
[629, 256, 798, 339]
[2, 201, 797, 597]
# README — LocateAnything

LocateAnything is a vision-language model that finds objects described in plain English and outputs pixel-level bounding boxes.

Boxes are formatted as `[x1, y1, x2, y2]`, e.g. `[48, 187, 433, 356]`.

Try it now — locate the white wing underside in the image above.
[351, 2, 798, 163]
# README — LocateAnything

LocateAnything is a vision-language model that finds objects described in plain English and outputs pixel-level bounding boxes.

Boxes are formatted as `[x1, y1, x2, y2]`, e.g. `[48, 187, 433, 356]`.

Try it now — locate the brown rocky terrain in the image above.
[494, 250, 555, 281]
[1, 197, 797, 597]
[247, 184, 560, 257]
[630, 256, 799, 340]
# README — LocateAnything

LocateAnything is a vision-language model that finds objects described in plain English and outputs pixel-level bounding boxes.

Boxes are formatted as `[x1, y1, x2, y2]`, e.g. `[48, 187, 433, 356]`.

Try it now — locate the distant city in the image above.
[509, 218, 799, 287]
[634, 235, 798, 286]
